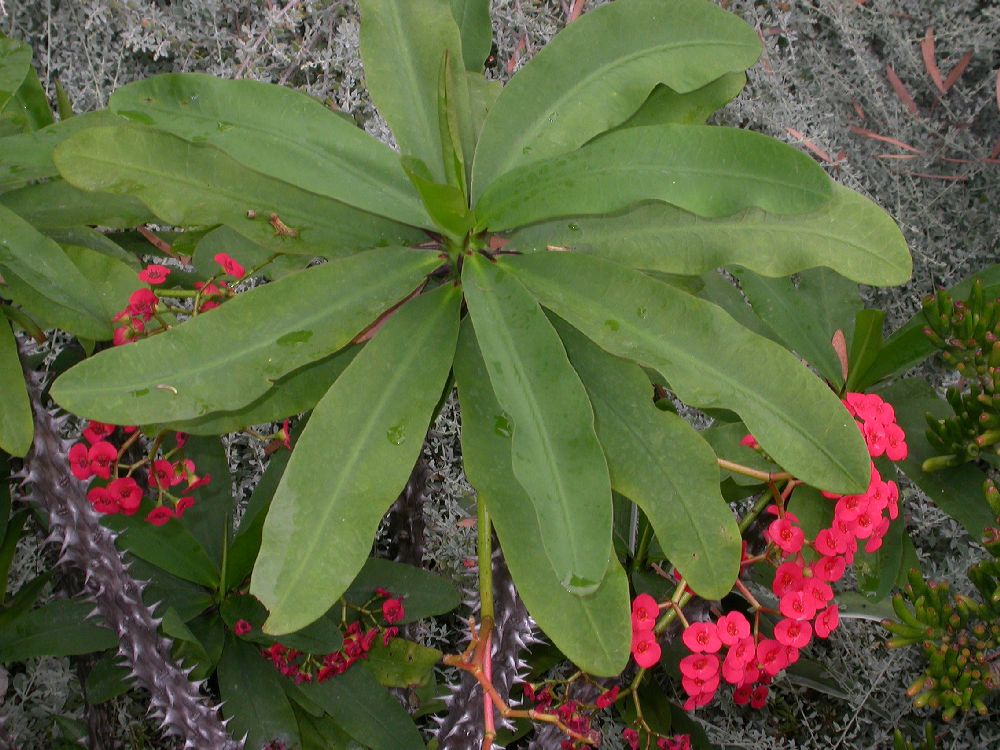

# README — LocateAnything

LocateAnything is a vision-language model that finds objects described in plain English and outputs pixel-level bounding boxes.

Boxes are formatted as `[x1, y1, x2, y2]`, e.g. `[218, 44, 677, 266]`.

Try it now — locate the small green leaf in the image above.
[0, 36, 32, 112]
[454, 321, 630, 676]
[365, 637, 441, 688]
[0, 319, 31, 456]
[611, 72, 747, 130]
[787, 485, 834, 563]
[175, 435, 233, 566]
[3, 65, 53, 132]
[53, 125, 424, 257]
[0, 510, 29, 600]
[344, 558, 460, 624]
[508, 253, 871, 494]
[0, 599, 116, 660]
[218, 636, 301, 750]
[450, 0, 493, 71]
[110, 74, 430, 228]
[508, 184, 911, 287]
[400, 156, 472, 239]
[476, 125, 832, 231]
[51, 247, 439, 425]
[252, 286, 461, 634]
[103, 513, 220, 588]
[555, 319, 741, 600]
[84, 652, 132, 704]
[471, 0, 760, 195]
[462, 253, 612, 592]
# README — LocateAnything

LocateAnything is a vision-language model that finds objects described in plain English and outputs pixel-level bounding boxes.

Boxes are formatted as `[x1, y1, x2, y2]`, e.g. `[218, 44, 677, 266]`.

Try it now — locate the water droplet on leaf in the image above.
[604, 319, 620, 332]
[567, 222, 580, 231]
[386, 424, 406, 446]
[493, 414, 512, 438]
[637, 306, 648, 319]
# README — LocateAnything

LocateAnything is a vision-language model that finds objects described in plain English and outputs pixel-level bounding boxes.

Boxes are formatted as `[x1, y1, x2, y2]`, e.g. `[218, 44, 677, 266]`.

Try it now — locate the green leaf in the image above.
[220, 595, 344, 654]
[555, 319, 740, 599]
[0, 599, 116, 661]
[400, 156, 472, 239]
[476, 124, 832, 231]
[0, 203, 110, 333]
[53, 125, 424, 257]
[466, 75, 501, 146]
[3, 65, 53, 133]
[0, 37, 32, 112]
[252, 285, 461, 634]
[218, 636, 301, 750]
[855, 514, 905, 602]
[365, 637, 441, 689]
[701, 421, 771, 488]
[296, 708, 361, 750]
[84, 652, 132, 704]
[103, 513, 220, 588]
[191, 225, 308, 282]
[162, 347, 358, 436]
[787, 485, 835, 563]
[0, 111, 124, 192]
[610, 72, 747, 130]
[291, 665, 424, 750]
[450, 0, 492, 72]
[508, 184, 911, 287]
[0, 319, 31, 456]
[462, 253, 612, 592]
[876, 378, 995, 539]
[343, 558, 460, 624]
[0, 178, 154, 229]
[0, 511, 28, 601]
[358, 0, 469, 185]
[734, 267, 862, 388]
[846, 310, 886, 392]
[695, 270, 780, 343]
[110, 73, 430, 228]
[454, 320, 630, 676]
[51, 247, 439, 425]
[471, 0, 760, 196]
[127, 558, 213, 622]
[508, 253, 871, 494]
[176, 435, 232, 566]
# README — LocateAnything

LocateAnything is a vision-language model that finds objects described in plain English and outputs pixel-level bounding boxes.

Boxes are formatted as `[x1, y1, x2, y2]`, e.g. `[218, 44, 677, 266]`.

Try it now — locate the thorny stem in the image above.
[442, 618, 598, 748]
[717, 457, 792, 483]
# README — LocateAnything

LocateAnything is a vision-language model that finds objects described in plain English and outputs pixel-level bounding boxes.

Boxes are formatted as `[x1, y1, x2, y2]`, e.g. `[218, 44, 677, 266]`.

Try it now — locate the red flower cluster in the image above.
[521, 685, 601, 748]
[622, 729, 691, 750]
[67, 421, 210, 526]
[630, 593, 662, 668]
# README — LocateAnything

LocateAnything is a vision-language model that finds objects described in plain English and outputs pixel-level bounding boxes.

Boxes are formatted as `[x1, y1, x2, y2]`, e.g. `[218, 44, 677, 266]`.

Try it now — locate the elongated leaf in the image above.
[0, 110, 124, 192]
[176, 435, 232, 566]
[734, 267, 862, 388]
[84, 652, 132, 704]
[292, 665, 424, 750]
[51, 247, 439, 425]
[450, 0, 492, 71]
[787, 485, 834, 563]
[471, 0, 760, 195]
[252, 286, 460, 634]
[104, 514, 220, 588]
[855, 513, 905, 601]
[110, 74, 430, 228]
[611, 72, 747, 130]
[476, 124, 832, 231]
[366, 637, 440, 688]
[454, 321, 630, 675]
[54, 125, 424, 257]
[162, 347, 358, 436]
[400, 156, 473, 239]
[467, 74, 501, 141]
[0, 319, 31, 456]
[0, 204, 109, 332]
[509, 184, 911, 287]
[218, 637, 300, 750]
[0, 37, 31, 112]
[845, 309, 886, 392]
[701, 421, 772, 487]
[508, 253, 871, 494]
[0, 178, 154, 229]
[556, 320, 740, 599]
[0, 599, 116, 660]
[359, 0, 469, 185]
[127, 558, 213, 623]
[462, 253, 612, 592]
[3, 65, 52, 133]
[877, 378, 995, 539]
[343, 558, 460, 624]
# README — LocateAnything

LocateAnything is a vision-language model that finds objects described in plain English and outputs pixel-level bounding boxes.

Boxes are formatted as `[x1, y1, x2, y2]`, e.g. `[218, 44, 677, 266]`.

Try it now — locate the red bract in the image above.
[174, 496, 195, 518]
[108, 477, 143, 515]
[622, 729, 640, 750]
[595, 685, 619, 710]
[88, 441, 118, 480]
[774, 618, 812, 649]
[814, 604, 840, 638]
[82, 421, 115, 444]
[680, 653, 720, 681]
[631, 593, 659, 632]
[682, 621, 722, 654]
[69, 443, 93, 481]
[87, 487, 118, 515]
[716, 611, 751, 646]
[146, 506, 174, 526]
[382, 598, 405, 624]
[234, 619, 252, 636]
[150, 459, 178, 489]
[214, 252, 246, 279]
[138, 264, 171, 285]
[128, 288, 159, 320]
[767, 516, 804, 554]
[630, 629, 661, 669]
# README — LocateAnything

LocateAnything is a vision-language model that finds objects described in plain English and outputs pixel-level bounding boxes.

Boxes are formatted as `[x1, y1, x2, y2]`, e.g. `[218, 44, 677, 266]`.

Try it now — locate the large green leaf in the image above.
[292, 665, 424, 750]
[103, 513, 220, 588]
[609, 72, 747, 130]
[0, 319, 31, 456]
[471, 0, 760, 196]
[508, 183, 910, 287]
[0, 178, 154, 229]
[734, 267, 862, 388]
[110, 74, 431, 228]
[0, 599, 116, 661]
[556, 320, 741, 599]
[462, 253, 612, 592]
[0, 204, 109, 333]
[508, 253, 870, 494]
[50, 247, 439, 424]
[2, 65, 52, 133]
[0, 37, 31, 112]
[877, 378, 996, 540]
[175, 435, 233, 566]
[450, 0, 493, 72]
[475, 124, 832, 231]
[365, 637, 440, 688]
[53, 125, 424, 257]
[218, 637, 300, 750]
[358, 0, 470, 185]
[454, 320, 630, 676]
[251, 285, 460, 634]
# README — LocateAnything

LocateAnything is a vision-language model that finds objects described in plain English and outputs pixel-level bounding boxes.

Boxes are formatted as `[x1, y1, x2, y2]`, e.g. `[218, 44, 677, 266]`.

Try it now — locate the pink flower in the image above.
[174, 496, 195, 518]
[631, 593, 659, 632]
[382, 598, 405, 624]
[234, 619, 252, 636]
[82, 421, 115, 444]
[755, 638, 789, 677]
[682, 621, 722, 654]
[108, 477, 143, 515]
[767, 517, 804, 554]
[884, 423, 908, 461]
[631, 629, 661, 669]
[69, 443, 94, 480]
[214, 252, 246, 279]
[813, 555, 846, 583]
[779, 590, 818, 622]
[814, 605, 840, 638]
[772, 560, 804, 597]
[149, 460, 178, 490]
[87, 487, 119, 515]
[716, 611, 751, 646]
[146, 506, 174, 526]
[680, 653, 720, 681]
[138, 264, 171, 285]
[127, 288, 159, 321]
[88, 441, 118, 480]
[774, 618, 812, 649]
[739, 433, 759, 449]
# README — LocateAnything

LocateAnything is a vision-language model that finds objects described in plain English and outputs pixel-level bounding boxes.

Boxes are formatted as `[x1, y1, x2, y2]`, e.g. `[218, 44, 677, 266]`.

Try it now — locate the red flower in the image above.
[174, 496, 195, 518]
[108, 477, 143, 515]
[767, 516, 805, 554]
[382, 626, 398, 646]
[375, 587, 392, 598]
[214, 252, 246, 279]
[234, 619, 252, 636]
[681, 621, 722, 654]
[814, 604, 840, 639]
[382, 598, 405, 624]
[630, 629, 661, 669]
[630, 593, 659, 632]
[83, 421, 115, 444]
[127, 288, 159, 321]
[146, 506, 175, 526]
[69, 443, 94, 481]
[88, 441, 118, 480]
[138, 264, 171, 285]
[680, 653, 720, 681]
[595, 685, 619, 710]
[750, 685, 769, 709]
[716, 611, 751, 646]
[87, 487, 119, 515]
[149, 459, 178, 490]
[623, 729, 640, 750]
[774, 618, 812, 649]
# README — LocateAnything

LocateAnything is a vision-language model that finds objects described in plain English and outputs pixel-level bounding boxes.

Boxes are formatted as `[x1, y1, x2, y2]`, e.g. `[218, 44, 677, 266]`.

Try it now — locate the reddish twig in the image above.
[138, 226, 178, 259]
[921, 28, 946, 94]
[786, 128, 836, 164]
[849, 126, 923, 154]
[885, 64, 919, 115]
[567, 0, 586, 23]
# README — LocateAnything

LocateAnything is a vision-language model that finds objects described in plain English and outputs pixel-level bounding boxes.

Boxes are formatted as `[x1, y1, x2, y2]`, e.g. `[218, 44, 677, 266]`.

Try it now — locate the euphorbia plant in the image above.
[47, 0, 910, 704]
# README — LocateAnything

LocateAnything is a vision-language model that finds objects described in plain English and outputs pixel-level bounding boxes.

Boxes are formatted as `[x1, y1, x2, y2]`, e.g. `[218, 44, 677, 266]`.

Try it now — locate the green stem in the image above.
[218, 514, 229, 600]
[478, 499, 494, 624]
[156, 289, 198, 298]
[631, 521, 654, 575]
[739, 491, 774, 534]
